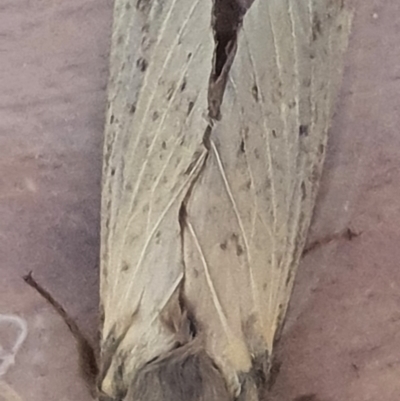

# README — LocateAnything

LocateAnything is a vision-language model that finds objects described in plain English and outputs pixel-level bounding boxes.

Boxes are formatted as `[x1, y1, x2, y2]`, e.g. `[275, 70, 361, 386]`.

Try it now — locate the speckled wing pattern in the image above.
[100, 1, 352, 400]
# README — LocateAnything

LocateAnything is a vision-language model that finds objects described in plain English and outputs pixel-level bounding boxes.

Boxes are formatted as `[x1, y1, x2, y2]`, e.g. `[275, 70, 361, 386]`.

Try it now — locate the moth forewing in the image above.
[100, 0, 214, 396]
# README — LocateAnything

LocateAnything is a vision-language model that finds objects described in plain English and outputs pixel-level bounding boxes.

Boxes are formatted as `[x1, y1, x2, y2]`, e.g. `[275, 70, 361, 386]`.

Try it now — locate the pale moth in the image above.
[100, 0, 352, 400]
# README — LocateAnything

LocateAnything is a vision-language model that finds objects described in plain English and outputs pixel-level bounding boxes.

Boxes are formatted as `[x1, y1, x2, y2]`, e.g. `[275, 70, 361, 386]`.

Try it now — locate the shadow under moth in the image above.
[42, 0, 353, 400]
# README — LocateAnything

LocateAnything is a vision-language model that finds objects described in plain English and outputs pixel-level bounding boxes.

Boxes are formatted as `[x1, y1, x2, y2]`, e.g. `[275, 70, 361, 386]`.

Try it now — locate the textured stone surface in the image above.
[1, 0, 399, 400]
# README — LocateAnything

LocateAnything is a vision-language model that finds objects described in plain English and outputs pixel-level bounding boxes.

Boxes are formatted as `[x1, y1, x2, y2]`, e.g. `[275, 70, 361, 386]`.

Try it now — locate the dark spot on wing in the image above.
[136, 57, 148, 72]
[252, 83, 259, 102]
[299, 125, 309, 137]
[312, 13, 322, 41]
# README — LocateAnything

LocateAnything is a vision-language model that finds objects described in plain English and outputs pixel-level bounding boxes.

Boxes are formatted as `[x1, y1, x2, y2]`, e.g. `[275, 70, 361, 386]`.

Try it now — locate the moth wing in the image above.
[100, 0, 214, 396]
[182, 0, 352, 394]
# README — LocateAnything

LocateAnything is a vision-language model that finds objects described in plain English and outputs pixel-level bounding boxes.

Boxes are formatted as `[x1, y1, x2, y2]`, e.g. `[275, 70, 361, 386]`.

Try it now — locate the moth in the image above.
[67, 0, 353, 400]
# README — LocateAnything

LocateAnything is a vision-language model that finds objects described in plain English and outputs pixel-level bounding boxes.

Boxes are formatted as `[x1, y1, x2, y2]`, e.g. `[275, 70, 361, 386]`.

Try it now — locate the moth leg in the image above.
[302, 227, 360, 258]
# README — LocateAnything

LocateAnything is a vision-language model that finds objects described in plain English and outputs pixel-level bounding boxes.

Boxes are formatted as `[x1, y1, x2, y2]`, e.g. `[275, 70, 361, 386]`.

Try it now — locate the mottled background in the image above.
[1, 1, 399, 400]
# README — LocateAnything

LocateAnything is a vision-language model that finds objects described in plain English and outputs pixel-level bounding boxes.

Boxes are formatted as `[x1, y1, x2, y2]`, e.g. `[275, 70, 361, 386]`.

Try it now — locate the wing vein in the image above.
[266, 1, 292, 216]
[119, 150, 207, 305]
[243, 29, 278, 329]
[211, 140, 261, 317]
[187, 221, 231, 336]
[229, 77, 261, 249]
